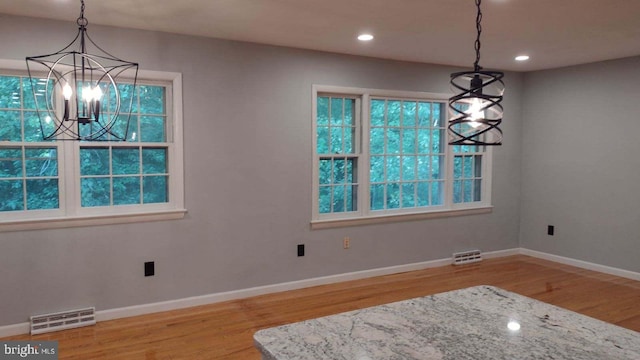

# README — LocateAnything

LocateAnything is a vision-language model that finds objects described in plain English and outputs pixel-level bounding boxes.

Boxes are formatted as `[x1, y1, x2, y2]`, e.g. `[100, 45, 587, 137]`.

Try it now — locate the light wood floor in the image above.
[3, 255, 640, 359]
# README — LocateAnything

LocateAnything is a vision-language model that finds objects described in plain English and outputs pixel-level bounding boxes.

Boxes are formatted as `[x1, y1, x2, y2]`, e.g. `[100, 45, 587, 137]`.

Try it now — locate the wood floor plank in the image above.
[2, 255, 639, 359]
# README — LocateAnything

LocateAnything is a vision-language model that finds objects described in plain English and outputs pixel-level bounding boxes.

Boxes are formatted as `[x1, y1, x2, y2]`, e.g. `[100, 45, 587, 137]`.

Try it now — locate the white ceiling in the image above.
[1, 0, 640, 72]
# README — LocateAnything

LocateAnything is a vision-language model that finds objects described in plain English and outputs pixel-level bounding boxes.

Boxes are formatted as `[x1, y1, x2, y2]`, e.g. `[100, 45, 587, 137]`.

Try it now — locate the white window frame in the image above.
[0, 60, 186, 232]
[312, 85, 492, 229]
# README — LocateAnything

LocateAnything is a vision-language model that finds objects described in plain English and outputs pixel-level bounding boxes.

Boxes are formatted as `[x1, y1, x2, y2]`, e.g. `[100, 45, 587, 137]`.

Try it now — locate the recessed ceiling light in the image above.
[515, 55, 530, 61]
[357, 34, 374, 41]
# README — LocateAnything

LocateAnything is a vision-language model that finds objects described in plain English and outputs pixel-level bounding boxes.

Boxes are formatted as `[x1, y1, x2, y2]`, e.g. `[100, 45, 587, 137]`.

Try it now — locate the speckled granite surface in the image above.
[254, 285, 640, 360]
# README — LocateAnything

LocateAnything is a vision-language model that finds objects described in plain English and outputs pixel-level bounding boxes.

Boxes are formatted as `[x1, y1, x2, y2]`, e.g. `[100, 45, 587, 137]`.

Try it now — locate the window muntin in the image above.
[313, 86, 492, 224]
[0, 68, 183, 228]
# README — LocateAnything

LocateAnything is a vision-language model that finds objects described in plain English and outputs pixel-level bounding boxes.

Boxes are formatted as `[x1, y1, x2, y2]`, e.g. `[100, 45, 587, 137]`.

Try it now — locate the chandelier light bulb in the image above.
[468, 98, 484, 121]
[82, 85, 93, 102]
[62, 83, 73, 100]
[93, 86, 103, 101]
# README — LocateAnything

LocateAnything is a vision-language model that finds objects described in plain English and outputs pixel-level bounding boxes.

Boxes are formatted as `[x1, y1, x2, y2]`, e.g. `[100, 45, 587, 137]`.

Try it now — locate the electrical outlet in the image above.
[343, 237, 350, 249]
[547, 225, 555, 236]
[144, 261, 155, 277]
[297, 244, 305, 257]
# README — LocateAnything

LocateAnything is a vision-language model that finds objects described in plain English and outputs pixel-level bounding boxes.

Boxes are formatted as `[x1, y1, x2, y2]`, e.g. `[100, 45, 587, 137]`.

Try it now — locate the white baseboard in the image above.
[97, 256, 455, 322]
[0, 323, 30, 338]
[519, 248, 640, 281]
[1, 247, 636, 337]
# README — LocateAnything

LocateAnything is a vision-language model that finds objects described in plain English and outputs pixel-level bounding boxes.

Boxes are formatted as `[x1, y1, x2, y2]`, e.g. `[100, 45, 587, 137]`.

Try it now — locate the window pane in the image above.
[112, 83, 136, 113]
[21, 77, 38, 110]
[330, 127, 343, 154]
[370, 183, 385, 210]
[139, 85, 165, 114]
[432, 129, 444, 153]
[26, 179, 58, 210]
[319, 186, 331, 213]
[474, 179, 482, 201]
[319, 159, 332, 185]
[463, 155, 473, 178]
[370, 156, 384, 183]
[112, 148, 140, 175]
[144, 176, 168, 204]
[402, 129, 416, 153]
[0, 110, 21, 141]
[317, 97, 329, 125]
[453, 180, 462, 203]
[332, 185, 344, 212]
[25, 148, 57, 177]
[0, 148, 22, 178]
[81, 178, 111, 207]
[402, 183, 415, 207]
[464, 179, 474, 202]
[403, 101, 416, 127]
[402, 156, 416, 181]
[369, 128, 385, 154]
[387, 128, 400, 154]
[371, 99, 385, 126]
[113, 176, 141, 205]
[316, 126, 329, 154]
[387, 101, 401, 126]
[417, 181, 429, 206]
[330, 98, 343, 125]
[140, 116, 166, 142]
[475, 155, 483, 177]
[432, 156, 443, 180]
[432, 181, 443, 205]
[417, 129, 431, 153]
[453, 156, 462, 179]
[0, 76, 21, 109]
[142, 148, 167, 174]
[0, 179, 23, 211]
[334, 159, 345, 184]
[387, 156, 400, 182]
[417, 102, 431, 127]
[24, 111, 53, 142]
[433, 103, 444, 127]
[417, 156, 430, 180]
[111, 114, 137, 142]
[80, 147, 110, 176]
[344, 125, 354, 154]
[386, 183, 400, 209]
[345, 184, 356, 212]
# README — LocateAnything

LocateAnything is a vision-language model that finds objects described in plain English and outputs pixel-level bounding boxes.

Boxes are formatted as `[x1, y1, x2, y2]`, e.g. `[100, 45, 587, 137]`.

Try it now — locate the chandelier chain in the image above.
[77, 0, 88, 27]
[474, 0, 483, 71]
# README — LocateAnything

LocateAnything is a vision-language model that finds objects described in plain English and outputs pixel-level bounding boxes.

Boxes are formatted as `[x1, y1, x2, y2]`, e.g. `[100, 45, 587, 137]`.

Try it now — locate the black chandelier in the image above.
[25, 0, 139, 141]
[448, 0, 504, 146]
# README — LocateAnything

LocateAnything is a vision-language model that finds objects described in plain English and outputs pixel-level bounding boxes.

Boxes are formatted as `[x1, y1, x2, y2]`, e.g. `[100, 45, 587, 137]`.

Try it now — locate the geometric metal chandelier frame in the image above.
[448, 0, 505, 146]
[25, 0, 138, 141]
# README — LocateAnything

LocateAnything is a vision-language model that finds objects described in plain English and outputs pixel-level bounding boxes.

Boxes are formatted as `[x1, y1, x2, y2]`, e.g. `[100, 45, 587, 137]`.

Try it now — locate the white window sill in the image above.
[0, 209, 188, 233]
[311, 206, 493, 230]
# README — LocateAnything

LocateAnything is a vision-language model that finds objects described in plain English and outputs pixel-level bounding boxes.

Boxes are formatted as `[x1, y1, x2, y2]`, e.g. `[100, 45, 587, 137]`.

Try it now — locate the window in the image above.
[0, 63, 185, 231]
[312, 86, 492, 228]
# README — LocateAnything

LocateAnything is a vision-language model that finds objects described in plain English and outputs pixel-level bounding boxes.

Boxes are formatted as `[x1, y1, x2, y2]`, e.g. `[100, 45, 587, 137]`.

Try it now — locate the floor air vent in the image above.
[453, 250, 482, 265]
[30, 307, 96, 335]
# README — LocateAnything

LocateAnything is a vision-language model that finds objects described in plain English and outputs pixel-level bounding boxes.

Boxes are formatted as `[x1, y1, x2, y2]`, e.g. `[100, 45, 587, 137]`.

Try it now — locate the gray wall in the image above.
[520, 57, 640, 272]
[0, 14, 522, 326]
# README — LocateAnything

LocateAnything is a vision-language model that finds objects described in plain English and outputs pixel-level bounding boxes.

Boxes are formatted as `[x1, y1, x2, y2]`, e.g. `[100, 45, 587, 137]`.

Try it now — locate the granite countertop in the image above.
[254, 285, 640, 360]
